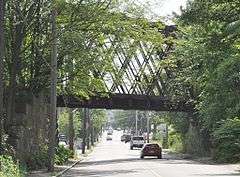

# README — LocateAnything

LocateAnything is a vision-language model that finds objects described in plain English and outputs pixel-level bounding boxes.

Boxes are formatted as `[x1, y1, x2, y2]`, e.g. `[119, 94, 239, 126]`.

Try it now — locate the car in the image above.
[140, 143, 162, 159]
[59, 134, 67, 142]
[107, 129, 113, 135]
[124, 134, 131, 143]
[106, 136, 112, 141]
[59, 141, 67, 146]
[74, 138, 84, 149]
[130, 136, 145, 149]
[117, 127, 121, 131]
[121, 134, 126, 141]
[107, 132, 112, 135]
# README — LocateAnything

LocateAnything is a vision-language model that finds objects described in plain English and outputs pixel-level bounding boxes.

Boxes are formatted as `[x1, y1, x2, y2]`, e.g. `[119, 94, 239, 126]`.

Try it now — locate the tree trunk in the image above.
[6, 1, 24, 149]
[68, 108, 74, 152]
[86, 109, 90, 150]
[47, 4, 57, 172]
[91, 124, 94, 146]
[0, 0, 5, 154]
[82, 108, 87, 154]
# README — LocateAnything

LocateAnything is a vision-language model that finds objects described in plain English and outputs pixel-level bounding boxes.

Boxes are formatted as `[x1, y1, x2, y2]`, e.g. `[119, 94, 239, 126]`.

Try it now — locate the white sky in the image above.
[137, 0, 188, 18]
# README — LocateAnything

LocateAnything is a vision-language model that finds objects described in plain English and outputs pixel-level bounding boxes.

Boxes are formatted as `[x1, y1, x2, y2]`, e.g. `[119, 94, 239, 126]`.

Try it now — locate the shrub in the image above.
[152, 132, 163, 142]
[213, 117, 240, 163]
[168, 131, 183, 152]
[55, 146, 73, 165]
[0, 155, 25, 177]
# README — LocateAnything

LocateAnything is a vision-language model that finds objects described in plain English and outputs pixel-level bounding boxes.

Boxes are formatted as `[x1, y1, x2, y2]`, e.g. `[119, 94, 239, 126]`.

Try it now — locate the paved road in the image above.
[64, 131, 240, 177]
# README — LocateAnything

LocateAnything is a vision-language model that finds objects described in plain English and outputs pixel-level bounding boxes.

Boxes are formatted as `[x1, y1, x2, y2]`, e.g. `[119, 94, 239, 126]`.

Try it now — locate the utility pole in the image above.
[48, 1, 57, 171]
[135, 110, 138, 136]
[82, 108, 87, 154]
[0, 0, 5, 154]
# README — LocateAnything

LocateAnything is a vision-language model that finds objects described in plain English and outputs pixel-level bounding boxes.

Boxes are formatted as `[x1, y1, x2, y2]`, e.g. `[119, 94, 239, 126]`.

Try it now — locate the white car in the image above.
[130, 136, 145, 150]
[59, 141, 68, 148]
[107, 129, 113, 135]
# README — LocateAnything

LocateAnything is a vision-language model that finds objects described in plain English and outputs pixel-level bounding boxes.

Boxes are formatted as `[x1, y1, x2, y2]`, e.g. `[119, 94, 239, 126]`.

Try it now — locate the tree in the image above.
[163, 0, 240, 157]
[0, 0, 5, 154]
[48, 0, 58, 171]
[82, 108, 87, 154]
[1, 0, 168, 168]
[68, 108, 74, 151]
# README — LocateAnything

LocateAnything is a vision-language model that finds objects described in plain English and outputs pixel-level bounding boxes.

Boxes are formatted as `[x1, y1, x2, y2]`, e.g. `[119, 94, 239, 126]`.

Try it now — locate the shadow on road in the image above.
[194, 173, 240, 176]
[74, 157, 208, 168]
[77, 158, 141, 167]
[64, 169, 137, 177]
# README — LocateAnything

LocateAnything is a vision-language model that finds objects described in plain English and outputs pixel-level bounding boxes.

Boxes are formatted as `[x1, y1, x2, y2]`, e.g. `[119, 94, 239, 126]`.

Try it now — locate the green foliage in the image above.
[58, 110, 70, 137]
[58, 109, 82, 138]
[0, 135, 15, 157]
[163, 112, 189, 136]
[92, 109, 107, 132]
[57, 0, 165, 98]
[184, 125, 206, 156]
[162, 0, 240, 158]
[0, 155, 25, 177]
[168, 131, 183, 152]
[199, 56, 240, 130]
[55, 145, 73, 165]
[212, 117, 240, 163]
[112, 110, 135, 130]
[152, 131, 163, 142]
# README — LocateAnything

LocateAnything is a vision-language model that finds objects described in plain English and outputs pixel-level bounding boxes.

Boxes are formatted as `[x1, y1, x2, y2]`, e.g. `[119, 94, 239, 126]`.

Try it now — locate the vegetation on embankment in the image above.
[151, 0, 240, 163]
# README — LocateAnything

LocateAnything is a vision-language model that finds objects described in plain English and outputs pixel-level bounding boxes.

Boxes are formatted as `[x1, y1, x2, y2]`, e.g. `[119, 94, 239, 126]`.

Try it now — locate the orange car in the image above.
[140, 143, 162, 159]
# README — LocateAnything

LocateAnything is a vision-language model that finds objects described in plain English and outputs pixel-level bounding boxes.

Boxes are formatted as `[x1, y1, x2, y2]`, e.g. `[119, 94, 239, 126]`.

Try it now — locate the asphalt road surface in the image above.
[64, 130, 240, 177]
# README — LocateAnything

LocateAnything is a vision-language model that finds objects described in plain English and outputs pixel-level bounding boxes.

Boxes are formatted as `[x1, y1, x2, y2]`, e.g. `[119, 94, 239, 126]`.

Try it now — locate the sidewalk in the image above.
[27, 148, 93, 177]
[27, 158, 81, 177]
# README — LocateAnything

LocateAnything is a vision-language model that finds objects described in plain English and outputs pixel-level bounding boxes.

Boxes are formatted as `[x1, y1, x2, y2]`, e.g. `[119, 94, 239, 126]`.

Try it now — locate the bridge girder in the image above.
[59, 25, 182, 111]
[57, 94, 193, 112]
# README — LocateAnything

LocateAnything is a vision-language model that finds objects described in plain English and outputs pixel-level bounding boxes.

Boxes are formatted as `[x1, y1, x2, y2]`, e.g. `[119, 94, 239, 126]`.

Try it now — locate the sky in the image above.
[137, 0, 188, 18]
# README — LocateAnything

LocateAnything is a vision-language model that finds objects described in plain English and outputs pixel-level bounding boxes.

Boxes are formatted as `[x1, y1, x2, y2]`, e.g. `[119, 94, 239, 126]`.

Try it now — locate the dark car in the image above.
[107, 132, 112, 135]
[140, 143, 162, 159]
[106, 136, 112, 141]
[121, 134, 126, 142]
[124, 134, 131, 143]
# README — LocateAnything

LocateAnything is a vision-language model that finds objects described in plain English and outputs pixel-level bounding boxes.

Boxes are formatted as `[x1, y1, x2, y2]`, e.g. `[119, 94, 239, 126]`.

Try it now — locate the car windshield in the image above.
[132, 137, 144, 140]
[146, 144, 159, 148]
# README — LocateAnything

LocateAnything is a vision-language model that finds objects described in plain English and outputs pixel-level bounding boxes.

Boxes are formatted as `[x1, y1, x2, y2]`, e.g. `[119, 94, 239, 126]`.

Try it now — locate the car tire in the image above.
[130, 146, 133, 150]
[140, 155, 144, 159]
[158, 154, 162, 159]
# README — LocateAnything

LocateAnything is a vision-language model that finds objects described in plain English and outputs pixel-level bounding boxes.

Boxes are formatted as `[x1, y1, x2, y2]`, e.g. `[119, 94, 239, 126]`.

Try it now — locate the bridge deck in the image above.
[57, 94, 192, 112]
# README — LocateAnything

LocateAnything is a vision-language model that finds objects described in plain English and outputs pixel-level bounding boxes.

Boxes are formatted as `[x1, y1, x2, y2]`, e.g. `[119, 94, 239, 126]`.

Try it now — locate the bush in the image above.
[55, 146, 73, 165]
[213, 117, 240, 163]
[168, 131, 183, 152]
[152, 132, 163, 142]
[184, 125, 206, 156]
[0, 155, 25, 177]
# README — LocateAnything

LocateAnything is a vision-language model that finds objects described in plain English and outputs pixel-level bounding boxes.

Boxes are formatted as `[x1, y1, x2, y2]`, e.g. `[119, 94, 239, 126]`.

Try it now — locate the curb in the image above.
[54, 159, 82, 177]
[54, 138, 102, 176]
[53, 147, 95, 177]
